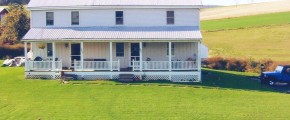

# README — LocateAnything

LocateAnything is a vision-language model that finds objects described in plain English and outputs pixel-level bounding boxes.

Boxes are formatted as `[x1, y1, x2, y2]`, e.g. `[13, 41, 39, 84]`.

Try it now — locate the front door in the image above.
[130, 43, 140, 66]
[71, 43, 81, 67]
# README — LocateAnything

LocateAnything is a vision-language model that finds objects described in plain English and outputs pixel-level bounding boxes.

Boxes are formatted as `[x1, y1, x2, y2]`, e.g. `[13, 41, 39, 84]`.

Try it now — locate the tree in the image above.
[0, 4, 30, 45]
[0, 0, 29, 5]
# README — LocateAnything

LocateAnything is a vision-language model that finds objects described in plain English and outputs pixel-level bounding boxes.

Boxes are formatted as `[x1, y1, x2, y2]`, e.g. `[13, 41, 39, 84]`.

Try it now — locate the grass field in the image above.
[1, 63, 290, 119]
[201, 11, 290, 31]
[203, 24, 290, 61]
[202, 11, 290, 61]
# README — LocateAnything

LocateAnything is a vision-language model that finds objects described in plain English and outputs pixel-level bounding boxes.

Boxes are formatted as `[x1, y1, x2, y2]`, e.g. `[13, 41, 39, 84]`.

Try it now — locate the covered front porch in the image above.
[24, 41, 201, 72]
[22, 26, 202, 82]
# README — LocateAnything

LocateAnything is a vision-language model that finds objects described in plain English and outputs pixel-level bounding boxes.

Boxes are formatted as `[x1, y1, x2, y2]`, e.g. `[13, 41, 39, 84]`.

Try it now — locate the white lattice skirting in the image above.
[25, 71, 201, 82]
[25, 71, 62, 79]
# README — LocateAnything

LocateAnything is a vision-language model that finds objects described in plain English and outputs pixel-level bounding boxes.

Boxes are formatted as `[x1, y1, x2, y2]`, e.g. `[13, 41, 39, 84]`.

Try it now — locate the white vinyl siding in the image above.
[31, 9, 199, 27]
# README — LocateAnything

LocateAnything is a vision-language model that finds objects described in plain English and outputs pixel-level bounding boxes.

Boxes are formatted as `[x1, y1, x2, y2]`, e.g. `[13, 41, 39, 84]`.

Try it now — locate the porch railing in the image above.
[142, 61, 170, 70]
[26, 61, 62, 71]
[133, 60, 197, 71]
[172, 61, 197, 70]
[74, 60, 120, 71]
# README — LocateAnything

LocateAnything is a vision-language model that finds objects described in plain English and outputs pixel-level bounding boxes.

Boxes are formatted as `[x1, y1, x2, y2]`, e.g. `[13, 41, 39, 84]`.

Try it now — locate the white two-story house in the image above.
[22, 0, 204, 82]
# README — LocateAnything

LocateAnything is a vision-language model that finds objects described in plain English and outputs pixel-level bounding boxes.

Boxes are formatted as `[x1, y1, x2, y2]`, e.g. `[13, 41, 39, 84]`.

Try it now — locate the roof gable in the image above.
[28, 0, 203, 8]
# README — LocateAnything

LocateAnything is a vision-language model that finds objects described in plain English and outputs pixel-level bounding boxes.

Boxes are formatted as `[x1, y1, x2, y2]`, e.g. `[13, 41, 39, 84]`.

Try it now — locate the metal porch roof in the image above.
[22, 26, 202, 41]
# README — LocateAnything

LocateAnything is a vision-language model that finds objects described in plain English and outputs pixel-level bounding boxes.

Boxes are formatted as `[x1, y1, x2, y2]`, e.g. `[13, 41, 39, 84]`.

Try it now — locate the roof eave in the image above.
[22, 38, 202, 42]
[27, 5, 203, 10]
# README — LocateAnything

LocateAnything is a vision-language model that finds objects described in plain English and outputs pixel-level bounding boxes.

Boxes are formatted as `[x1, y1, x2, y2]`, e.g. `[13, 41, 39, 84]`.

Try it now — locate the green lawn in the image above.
[201, 11, 290, 31]
[203, 24, 290, 61]
[1, 64, 290, 119]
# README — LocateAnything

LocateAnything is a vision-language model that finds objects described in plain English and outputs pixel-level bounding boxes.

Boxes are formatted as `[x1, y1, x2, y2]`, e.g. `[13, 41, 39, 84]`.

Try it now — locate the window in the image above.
[167, 11, 174, 25]
[286, 68, 290, 74]
[116, 11, 123, 25]
[47, 43, 53, 57]
[46, 12, 54, 26]
[166, 43, 175, 56]
[71, 11, 79, 25]
[116, 43, 124, 57]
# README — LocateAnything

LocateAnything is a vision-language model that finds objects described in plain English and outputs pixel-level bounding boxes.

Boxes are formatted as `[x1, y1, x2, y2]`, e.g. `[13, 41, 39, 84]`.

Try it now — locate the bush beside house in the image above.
[0, 44, 27, 59]
[203, 56, 290, 73]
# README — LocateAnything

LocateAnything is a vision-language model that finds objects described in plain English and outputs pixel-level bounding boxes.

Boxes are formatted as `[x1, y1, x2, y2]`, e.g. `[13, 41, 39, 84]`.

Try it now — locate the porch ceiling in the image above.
[22, 26, 202, 42]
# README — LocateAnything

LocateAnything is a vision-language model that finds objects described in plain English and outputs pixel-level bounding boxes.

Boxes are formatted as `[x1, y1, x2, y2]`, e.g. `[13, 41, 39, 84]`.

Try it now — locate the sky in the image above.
[202, 0, 278, 6]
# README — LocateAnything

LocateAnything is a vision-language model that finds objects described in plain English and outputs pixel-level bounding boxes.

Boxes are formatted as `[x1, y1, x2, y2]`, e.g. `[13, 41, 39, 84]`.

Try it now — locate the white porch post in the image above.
[81, 42, 84, 71]
[24, 42, 28, 71]
[197, 41, 202, 81]
[30, 42, 33, 51]
[52, 42, 56, 71]
[139, 42, 143, 71]
[169, 42, 172, 72]
[109, 42, 113, 72]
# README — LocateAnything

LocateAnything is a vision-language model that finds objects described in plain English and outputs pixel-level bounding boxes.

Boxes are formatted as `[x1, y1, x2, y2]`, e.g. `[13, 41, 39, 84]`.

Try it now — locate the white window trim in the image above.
[71, 11, 80, 26]
[116, 43, 125, 57]
[46, 12, 54, 26]
[166, 11, 175, 25]
[115, 11, 124, 25]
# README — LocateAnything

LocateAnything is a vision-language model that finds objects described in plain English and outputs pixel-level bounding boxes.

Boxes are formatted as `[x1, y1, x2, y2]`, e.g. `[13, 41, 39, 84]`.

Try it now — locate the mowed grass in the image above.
[1, 63, 290, 119]
[203, 23, 290, 61]
[201, 11, 290, 31]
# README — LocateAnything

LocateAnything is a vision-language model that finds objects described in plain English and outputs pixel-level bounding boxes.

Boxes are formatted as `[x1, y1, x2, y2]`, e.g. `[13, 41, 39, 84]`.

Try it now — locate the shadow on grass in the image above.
[66, 69, 287, 93]
[110, 69, 275, 92]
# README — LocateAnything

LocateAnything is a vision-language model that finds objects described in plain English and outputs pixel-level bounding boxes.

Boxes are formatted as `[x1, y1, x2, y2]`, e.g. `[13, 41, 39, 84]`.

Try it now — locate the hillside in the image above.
[201, 11, 290, 31]
[203, 24, 290, 61]
[201, 7, 290, 61]
[201, 0, 290, 20]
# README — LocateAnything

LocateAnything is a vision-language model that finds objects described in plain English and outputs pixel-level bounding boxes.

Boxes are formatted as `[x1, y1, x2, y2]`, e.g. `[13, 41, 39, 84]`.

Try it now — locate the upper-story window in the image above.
[46, 12, 54, 26]
[116, 11, 123, 25]
[167, 11, 174, 25]
[71, 11, 79, 25]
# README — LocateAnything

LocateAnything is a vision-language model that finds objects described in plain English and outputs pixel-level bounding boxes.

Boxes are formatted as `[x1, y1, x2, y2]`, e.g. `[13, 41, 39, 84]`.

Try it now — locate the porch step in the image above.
[62, 74, 78, 80]
[118, 74, 134, 82]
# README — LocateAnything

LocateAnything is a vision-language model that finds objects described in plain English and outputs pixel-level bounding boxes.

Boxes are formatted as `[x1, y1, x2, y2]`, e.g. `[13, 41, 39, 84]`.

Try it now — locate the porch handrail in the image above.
[142, 61, 169, 70]
[132, 61, 197, 71]
[171, 61, 197, 70]
[74, 60, 120, 71]
[27, 60, 62, 71]
[132, 60, 141, 71]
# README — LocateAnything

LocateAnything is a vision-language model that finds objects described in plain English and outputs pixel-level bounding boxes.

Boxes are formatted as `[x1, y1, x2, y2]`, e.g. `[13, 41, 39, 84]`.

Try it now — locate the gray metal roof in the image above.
[28, 0, 203, 8]
[22, 26, 202, 41]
